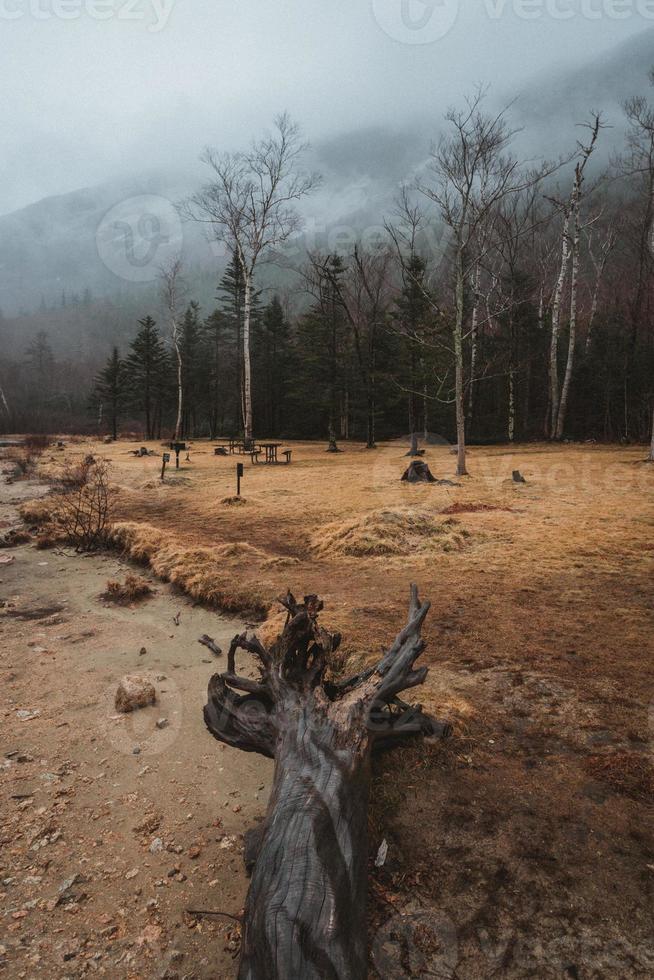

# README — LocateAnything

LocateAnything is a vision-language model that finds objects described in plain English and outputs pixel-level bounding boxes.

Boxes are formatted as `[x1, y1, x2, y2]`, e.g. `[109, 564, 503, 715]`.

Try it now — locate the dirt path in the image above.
[0, 472, 270, 979]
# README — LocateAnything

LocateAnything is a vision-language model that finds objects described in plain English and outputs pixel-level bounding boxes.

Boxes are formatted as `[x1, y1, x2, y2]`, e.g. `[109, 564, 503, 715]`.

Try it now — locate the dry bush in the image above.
[221, 495, 247, 506]
[0, 529, 31, 548]
[310, 508, 471, 559]
[5, 447, 37, 480]
[35, 531, 60, 550]
[56, 455, 97, 490]
[19, 498, 58, 524]
[49, 459, 114, 552]
[107, 521, 268, 618]
[101, 573, 153, 604]
[23, 434, 51, 452]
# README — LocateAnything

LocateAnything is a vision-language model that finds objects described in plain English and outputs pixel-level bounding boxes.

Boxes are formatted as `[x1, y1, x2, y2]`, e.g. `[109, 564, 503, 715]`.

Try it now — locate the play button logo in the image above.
[372, 0, 459, 44]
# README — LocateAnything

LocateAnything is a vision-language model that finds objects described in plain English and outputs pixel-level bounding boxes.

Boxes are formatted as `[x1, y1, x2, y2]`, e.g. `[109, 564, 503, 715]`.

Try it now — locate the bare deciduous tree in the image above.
[551, 114, 603, 440]
[418, 88, 532, 476]
[185, 114, 320, 442]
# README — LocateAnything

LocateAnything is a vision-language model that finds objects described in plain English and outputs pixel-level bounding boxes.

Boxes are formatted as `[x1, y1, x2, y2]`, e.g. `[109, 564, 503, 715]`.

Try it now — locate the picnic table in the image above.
[259, 442, 283, 464]
[214, 438, 259, 455]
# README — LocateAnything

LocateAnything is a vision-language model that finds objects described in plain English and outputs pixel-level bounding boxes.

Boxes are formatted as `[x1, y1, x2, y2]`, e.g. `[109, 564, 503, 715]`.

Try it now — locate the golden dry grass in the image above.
[19, 497, 57, 524]
[310, 507, 471, 558]
[23, 438, 652, 683]
[101, 572, 153, 604]
[106, 521, 270, 618]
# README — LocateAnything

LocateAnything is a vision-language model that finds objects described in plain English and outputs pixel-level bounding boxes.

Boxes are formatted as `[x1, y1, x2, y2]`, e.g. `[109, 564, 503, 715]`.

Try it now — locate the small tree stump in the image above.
[401, 460, 436, 483]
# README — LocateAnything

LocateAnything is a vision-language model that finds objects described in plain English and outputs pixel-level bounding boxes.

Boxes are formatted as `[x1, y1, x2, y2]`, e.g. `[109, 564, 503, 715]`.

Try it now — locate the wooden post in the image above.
[236, 462, 244, 497]
[161, 452, 170, 481]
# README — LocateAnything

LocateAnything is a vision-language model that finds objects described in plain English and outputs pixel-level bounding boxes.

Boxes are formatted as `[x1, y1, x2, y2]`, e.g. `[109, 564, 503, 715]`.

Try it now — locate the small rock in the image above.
[188, 846, 201, 859]
[149, 838, 164, 854]
[155, 718, 169, 730]
[115, 675, 156, 713]
[125, 868, 139, 880]
[139, 647, 147, 656]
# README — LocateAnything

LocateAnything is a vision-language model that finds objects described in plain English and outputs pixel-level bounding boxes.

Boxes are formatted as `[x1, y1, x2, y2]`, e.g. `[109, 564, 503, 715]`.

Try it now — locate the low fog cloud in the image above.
[0, 0, 650, 215]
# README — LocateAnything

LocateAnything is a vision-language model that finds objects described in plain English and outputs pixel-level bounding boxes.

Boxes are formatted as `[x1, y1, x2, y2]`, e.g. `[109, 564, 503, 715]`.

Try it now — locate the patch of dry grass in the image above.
[19, 498, 57, 524]
[107, 522, 269, 618]
[101, 573, 153, 604]
[310, 508, 471, 559]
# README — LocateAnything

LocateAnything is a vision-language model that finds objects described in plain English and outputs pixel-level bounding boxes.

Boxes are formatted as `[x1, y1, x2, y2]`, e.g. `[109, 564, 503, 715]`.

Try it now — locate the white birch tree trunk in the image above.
[549, 208, 572, 437]
[555, 197, 581, 440]
[242, 272, 253, 443]
[172, 322, 183, 441]
[0, 384, 10, 416]
[454, 243, 468, 476]
[508, 368, 515, 442]
[467, 261, 480, 424]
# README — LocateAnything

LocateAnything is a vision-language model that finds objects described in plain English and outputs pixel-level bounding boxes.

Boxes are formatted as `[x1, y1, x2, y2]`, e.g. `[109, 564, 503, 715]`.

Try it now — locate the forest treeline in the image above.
[2, 84, 654, 462]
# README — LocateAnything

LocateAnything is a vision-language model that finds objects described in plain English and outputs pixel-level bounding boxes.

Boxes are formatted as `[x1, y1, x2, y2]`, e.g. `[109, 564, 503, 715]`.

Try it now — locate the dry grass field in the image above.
[14, 438, 654, 975]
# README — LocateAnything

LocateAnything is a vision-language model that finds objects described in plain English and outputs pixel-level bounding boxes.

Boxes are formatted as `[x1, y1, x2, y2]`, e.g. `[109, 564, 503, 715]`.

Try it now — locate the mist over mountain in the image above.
[513, 27, 654, 144]
[1, 28, 652, 335]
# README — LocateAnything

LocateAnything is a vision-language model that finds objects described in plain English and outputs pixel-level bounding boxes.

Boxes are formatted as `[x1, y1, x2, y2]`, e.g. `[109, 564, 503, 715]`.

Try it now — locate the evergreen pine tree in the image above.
[92, 347, 126, 440]
[392, 251, 431, 447]
[125, 316, 167, 439]
[259, 296, 291, 436]
[201, 309, 229, 439]
[180, 302, 202, 438]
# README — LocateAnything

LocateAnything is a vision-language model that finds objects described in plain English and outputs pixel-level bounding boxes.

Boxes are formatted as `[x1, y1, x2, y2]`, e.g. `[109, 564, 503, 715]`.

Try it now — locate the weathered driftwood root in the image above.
[204, 586, 449, 980]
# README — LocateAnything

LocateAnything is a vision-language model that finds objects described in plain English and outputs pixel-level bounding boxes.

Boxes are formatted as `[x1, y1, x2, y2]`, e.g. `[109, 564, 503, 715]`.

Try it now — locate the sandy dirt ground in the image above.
[0, 468, 271, 979]
[2, 437, 654, 978]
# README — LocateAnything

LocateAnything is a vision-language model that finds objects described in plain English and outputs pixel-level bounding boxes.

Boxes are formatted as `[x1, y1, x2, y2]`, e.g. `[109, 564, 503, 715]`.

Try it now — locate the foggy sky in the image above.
[2, 0, 649, 216]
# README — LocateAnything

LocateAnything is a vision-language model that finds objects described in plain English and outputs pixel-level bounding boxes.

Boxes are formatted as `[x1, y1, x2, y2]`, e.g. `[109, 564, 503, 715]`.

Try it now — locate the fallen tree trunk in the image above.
[204, 586, 449, 980]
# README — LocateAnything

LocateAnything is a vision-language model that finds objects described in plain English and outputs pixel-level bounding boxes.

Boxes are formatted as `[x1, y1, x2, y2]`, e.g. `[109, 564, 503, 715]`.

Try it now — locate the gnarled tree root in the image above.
[204, 585, 449, 980]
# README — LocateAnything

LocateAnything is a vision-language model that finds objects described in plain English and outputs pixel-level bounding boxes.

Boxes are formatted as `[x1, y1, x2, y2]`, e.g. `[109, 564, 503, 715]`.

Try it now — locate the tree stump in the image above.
[203, 587, 449, 980]
[401, 460, 437, 483]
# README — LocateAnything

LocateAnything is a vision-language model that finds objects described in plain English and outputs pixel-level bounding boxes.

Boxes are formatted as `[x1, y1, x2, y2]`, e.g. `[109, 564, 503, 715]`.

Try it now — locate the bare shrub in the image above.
[101, 573, 153, 604]
[5, 448, 37, 480]
[35, 531, 59, 550]
[0, 529, 31, 548]
[50, 459, 113, 552]
[57, 455, 97, 490]
[23, 434, 51, 452]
